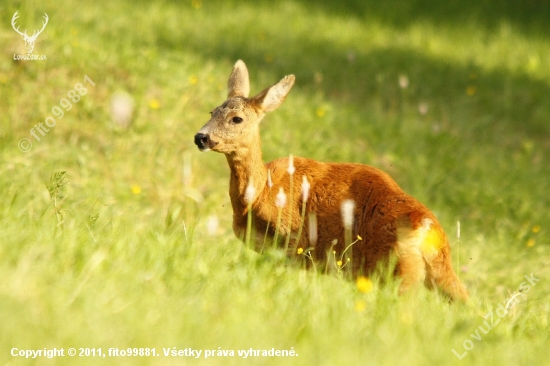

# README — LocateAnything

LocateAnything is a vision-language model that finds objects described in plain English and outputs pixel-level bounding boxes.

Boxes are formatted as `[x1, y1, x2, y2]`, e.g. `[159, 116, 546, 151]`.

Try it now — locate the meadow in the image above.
[0, 0, 549, 365]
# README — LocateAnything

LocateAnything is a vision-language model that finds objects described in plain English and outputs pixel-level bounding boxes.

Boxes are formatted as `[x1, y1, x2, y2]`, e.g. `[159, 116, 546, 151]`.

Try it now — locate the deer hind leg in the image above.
[396, 215, 469, 301]
[396, 215, 448, 293]
[424, 245, 469, 301]
[394, 216, 438, 295]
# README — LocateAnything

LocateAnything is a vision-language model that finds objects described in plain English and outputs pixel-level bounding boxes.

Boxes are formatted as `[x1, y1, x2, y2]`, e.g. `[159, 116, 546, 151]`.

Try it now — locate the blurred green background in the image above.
[1, 0, 549, 365]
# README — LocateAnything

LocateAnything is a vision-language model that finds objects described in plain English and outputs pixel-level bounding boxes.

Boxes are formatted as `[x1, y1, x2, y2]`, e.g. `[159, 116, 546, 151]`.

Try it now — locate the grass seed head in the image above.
[341, 199, 356, 229]
[301, 175, 310, 202]
[267, 169, 273, 189]
[287, 154, 295, 175]
[245, 179, 256, 204]
[276, 187, 287, 208]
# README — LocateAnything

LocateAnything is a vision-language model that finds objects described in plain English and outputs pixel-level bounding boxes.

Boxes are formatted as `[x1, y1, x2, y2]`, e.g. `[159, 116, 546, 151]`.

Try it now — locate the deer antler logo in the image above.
[11, 11, 49, 54]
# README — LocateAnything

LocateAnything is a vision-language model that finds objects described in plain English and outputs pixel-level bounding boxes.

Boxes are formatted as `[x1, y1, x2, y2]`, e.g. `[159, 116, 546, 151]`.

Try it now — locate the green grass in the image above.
[1, 0, 549, 365]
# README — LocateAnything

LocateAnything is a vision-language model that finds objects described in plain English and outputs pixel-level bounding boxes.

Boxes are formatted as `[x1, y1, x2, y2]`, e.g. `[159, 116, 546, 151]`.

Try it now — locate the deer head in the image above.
[194, 60, 295, 155]
[11, 11, 49, 54]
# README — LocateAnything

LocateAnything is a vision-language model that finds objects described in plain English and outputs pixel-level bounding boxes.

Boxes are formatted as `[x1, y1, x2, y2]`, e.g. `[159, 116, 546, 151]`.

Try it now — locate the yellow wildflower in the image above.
[356, 276, 373, 294]
[148, 99, 160, 110]
[354, 300, 366, 312]
[466, 86, 477, 96]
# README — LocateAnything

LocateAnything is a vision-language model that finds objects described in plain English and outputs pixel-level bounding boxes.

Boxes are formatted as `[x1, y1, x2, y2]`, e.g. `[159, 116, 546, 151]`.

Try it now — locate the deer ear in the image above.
[227, 60, 250, 98]
[252, 75, 295, 113]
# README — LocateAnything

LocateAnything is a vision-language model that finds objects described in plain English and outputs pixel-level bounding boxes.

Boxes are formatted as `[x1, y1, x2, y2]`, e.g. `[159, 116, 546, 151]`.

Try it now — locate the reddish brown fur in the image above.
[195, 60, 468, 301]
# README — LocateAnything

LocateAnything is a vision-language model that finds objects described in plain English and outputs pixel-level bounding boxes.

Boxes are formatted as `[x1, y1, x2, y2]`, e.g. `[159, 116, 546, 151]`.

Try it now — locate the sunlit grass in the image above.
[1, 0, 549, 365]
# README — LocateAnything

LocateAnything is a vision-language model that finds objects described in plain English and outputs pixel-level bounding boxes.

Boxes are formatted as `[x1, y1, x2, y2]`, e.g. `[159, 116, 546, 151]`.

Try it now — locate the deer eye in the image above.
[232, 116, 243, 124]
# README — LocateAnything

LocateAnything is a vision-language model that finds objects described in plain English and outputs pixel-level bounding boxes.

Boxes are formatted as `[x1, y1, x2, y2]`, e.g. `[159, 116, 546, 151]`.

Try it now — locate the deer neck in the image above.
[225, 143, 267, 214]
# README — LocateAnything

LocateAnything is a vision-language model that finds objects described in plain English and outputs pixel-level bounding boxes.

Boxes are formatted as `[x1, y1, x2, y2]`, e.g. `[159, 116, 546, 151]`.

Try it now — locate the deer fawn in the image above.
[194, 60, 468, 301]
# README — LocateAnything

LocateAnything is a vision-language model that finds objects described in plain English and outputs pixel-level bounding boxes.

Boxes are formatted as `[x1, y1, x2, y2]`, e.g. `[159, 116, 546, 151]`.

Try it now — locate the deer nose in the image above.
[194, 133, 210, 150]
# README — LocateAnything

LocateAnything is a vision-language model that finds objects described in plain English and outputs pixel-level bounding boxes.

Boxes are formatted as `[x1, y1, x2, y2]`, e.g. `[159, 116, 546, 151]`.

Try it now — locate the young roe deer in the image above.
[194, 60, 468, 301]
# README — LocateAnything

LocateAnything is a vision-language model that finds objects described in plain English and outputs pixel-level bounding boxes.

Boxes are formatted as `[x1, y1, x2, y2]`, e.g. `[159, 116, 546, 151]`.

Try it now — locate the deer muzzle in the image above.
[194, 133, 216, 151]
